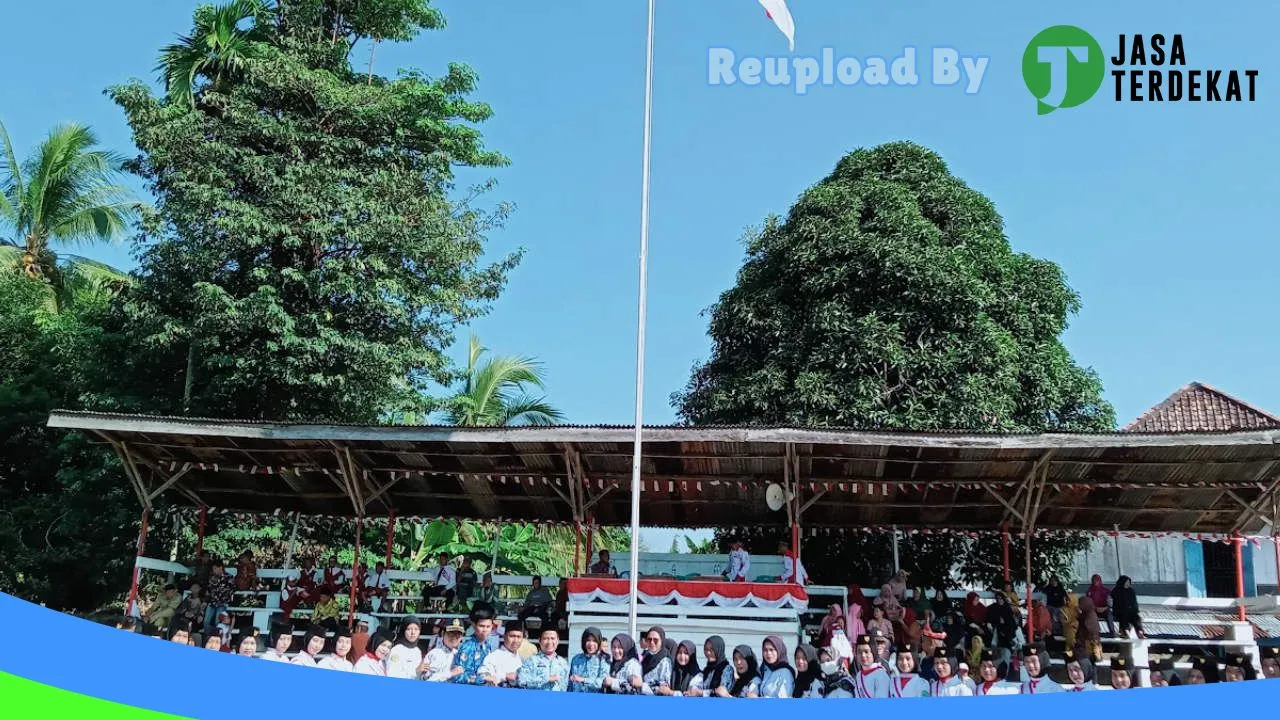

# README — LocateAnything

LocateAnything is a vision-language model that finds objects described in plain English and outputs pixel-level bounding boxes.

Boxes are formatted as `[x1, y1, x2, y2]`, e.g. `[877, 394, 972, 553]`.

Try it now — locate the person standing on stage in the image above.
[724, 539, 750, 583]
[777, 541, 807, 585]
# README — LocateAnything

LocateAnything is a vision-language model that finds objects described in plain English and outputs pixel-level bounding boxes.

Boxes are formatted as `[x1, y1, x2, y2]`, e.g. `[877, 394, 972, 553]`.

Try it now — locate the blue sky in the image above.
[5, 2, 1277, 550]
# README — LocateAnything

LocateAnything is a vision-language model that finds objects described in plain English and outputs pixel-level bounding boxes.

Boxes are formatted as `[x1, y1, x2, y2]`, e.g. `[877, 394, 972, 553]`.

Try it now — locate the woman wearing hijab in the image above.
[867, 605, 893, 639]
[1062, 649, 1096, 691]
[876, 585, 906, 625]
[1018, 643, 1062, 694]
[1086, 574, 1115, 636]
[985, 593, 1018, 664]
[962, 592, 987, 626]
[354, 632, 392, 675]
[818, 605, 843, 648]
[1223, 654, 1255, 682]
[931, 588, 953, 617]
[1062, 592, 1081, 649]
[830, 616, 855, 671]
[793, 644, 824, 698]
[725, 645, 761, 698]
[757, 635, 795, 698]
[1044, 577, 1067, 634]
[1111, 576, 1145, 639]
[818, 647, 855, 698]
[291, 625, 326, 667]
[638, 626, 673, 694]
[967, 636, 986, 672]
[974, 649, 1018, 696]
[1076, 596, 1103, 661]
[602, 634, 644, 694]
[890, 646, 930, 698]
[928, 648, 972, 696]
[665, 640, 703, 696]
[568, 627, 610, 692]
[851, 634, 891, 698]
[702, 636, 734, 697]
[386, 617, 424, 679]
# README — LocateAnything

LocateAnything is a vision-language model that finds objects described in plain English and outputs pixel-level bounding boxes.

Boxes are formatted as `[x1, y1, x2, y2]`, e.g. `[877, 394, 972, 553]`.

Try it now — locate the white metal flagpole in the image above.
[627, 0, 657, 644]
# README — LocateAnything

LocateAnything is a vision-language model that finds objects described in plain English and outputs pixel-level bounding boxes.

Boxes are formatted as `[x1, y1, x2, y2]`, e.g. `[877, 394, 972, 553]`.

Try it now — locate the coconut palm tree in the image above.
[157, 0, 271, 107]
[0, 121, 139, 311]
[443, 334, 564, 426]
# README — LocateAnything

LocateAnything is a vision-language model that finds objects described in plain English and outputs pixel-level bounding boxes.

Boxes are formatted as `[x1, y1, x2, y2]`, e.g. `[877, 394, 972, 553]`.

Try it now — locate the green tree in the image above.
[439, 334, 564, 426]
[157, 0, 272, 108]
[681, 142, 1110, 587]
[0, 121, 140, 311]
[109, 0, 518, 423]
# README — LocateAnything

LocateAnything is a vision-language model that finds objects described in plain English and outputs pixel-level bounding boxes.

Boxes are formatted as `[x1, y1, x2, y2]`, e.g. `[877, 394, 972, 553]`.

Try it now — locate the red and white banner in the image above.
[566, 578, 808, 609]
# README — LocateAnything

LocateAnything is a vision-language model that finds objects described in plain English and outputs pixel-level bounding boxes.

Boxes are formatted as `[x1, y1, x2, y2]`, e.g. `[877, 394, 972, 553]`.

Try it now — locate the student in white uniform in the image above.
[724, 539, 750, 582]
[1018, 643, 1062, 694]
[362, 562, 392, 613]
[928, 649, 973, 696]
[319, 628, 354, 672]
[891, 647, 931, 698]
[291, 626, 326, 667]
[261, 628, 293, 663]
[386, 617, 424, 679]
[236, 635, 258, 658]
[423, 621, 465, 681]
[480, 624, 526, 687]
[423, 553, 457, 607]
[602, 634, 644, 694]
[852, 634, 892, 698]
[777, 541, 807, 585]
[974, 649, 1020, 696]
[1261, 646, 1280, 679]
[355, 632, 393, 676]
[1062, 649, 1096, 691]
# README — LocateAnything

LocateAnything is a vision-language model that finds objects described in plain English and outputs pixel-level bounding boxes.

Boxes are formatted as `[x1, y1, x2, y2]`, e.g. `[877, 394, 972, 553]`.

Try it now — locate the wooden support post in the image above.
[195, 504, 208, 559]
[126, 509, 150, 618]
[585, 517, 595, 573]
[573, 521, 583, 578]
[349, 517, 363, 628]
[1234, 532, 1247, 622]
[385, 512, 396, 567]
[1002, 521, 1011, 583]
[891, 525, 900, 574]
[1025, 529, 1035, 643]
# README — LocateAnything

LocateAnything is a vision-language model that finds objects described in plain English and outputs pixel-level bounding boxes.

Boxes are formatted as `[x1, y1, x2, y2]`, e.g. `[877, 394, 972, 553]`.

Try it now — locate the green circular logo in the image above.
[1022, 25, 1105, 115]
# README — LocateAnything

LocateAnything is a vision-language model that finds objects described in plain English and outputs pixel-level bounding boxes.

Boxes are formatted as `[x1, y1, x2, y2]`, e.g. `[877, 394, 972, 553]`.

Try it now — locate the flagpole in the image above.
[627, 0, 656, 644]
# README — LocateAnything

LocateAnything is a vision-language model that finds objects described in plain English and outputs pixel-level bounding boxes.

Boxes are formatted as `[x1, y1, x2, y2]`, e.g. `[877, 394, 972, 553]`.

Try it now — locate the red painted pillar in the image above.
[384, 512, 396, 567]
[126, 509, 150, 617]
[1025, 530, 1035, 642]
[1234, 532, 1247, 622]
[349, 517, 364, 628]
[791, 523, 801, 581]
[195, 505, 207, 558]
[1002, 521, 1011, 583]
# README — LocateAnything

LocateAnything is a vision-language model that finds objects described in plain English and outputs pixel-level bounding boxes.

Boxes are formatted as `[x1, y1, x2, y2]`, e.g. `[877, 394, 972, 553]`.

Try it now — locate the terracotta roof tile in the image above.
[1124, 382, 1280, 433]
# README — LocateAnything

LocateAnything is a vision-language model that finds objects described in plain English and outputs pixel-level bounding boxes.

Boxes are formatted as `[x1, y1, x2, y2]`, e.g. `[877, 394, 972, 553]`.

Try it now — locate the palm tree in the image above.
[0, 121, 139, 311]
[157, 0, 271, 107]
[444, 334, 564, 426]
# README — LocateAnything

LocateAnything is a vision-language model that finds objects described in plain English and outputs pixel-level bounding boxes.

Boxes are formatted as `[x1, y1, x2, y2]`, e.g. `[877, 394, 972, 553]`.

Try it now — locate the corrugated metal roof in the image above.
[45, 410, 1280, 529]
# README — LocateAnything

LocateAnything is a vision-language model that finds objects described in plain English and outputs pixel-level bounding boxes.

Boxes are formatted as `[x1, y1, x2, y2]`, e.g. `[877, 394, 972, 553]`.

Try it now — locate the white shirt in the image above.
[291, 652, 319, 667]
[1021, 676, 1063, 694]
[480, 647, 523, 686]
[364, 570, 391, 590]
[434, 564, 457, 590]
[261, 649, 290, 663]
[930, 676, 974, 697]
[423, 647, 457, 681]
[318, 654, 354, 672]
[830, 630, 854, 664]
[781, 554, 807, 584]
[386, 643, 424, 679]
[325, 567, 347, 585]
[892, 674, 931, 698]
[976, 680, 1021, 696]
[354, 654, 387, 675]
[853, 666, 892, 698]
[728, 549, 751, 580]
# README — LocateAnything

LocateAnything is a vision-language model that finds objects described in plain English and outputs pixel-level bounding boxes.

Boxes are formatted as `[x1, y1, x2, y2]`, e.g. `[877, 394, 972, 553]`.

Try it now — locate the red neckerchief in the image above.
[932, 673, 952, 695]
[980, 680, 997, 694]
[363, 652, 386, 674]
[856, 666, 883, 698]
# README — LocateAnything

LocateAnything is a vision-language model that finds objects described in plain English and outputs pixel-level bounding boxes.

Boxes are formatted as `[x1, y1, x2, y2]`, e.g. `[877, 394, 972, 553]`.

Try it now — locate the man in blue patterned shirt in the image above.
[518, 628, 570, 691]
[450, 612, 497, 684]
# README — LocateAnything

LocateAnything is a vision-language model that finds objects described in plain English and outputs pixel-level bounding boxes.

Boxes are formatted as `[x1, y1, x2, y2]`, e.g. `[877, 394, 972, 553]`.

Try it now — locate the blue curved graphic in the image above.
[0, 591, 1275, 717]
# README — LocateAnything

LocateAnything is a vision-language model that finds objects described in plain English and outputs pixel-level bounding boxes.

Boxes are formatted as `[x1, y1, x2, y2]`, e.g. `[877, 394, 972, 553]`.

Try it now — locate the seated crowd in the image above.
[127, 551, 1279, 696]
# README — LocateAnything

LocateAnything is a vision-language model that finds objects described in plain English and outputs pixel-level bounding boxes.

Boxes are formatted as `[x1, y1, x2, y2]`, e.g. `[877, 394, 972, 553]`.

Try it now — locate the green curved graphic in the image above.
[0, 671, 191, 719]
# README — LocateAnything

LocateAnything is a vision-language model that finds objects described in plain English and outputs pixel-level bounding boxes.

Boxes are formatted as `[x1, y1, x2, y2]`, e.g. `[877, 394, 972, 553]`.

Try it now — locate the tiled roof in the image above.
[1124, 382, 1280, 433]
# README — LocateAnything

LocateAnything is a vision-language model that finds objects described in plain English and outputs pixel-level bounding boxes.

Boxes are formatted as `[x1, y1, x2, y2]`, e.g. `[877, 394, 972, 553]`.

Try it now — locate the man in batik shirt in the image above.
[518, 628, 570, 691]
[451, 612, 497, 684]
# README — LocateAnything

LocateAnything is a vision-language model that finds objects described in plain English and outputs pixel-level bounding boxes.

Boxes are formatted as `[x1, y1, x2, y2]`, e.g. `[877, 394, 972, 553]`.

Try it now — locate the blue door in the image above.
[1184, 540, 1206, 598]
[1242, 542, 1257, 596]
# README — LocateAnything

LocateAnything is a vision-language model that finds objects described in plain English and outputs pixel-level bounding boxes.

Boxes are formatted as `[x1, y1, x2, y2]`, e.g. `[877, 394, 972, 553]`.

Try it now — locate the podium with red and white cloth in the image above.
[566, 577, 807, 653]
[566, 578, 808, 608]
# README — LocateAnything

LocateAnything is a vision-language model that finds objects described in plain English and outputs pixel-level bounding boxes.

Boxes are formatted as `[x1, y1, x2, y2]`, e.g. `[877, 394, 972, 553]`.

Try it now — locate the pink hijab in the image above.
[846, 602, 866, 639]
[876, 584, 905, 622]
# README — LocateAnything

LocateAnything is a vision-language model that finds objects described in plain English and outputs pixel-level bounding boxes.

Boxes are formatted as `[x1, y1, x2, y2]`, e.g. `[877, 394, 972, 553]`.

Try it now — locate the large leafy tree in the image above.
[0, 121, 140, 311]
[109, 0, 519, 423]
[676, 142, 1109, 588]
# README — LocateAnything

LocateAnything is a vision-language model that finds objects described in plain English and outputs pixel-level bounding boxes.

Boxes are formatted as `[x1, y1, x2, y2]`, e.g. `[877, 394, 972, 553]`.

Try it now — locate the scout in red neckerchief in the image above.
[852, 634, 892, 698]
[890, 645, 931, 697]
[280, 557, 321, 619]
[1019, 642, 1062, 694]
[1109, 656, 1135, 689]
[1260, 646, 1279, 679]
[974, 648, 1019, 695]
[929, 648, 973, 696]
[1062, 649, 1096, 691]
[321, 555, 347, 596]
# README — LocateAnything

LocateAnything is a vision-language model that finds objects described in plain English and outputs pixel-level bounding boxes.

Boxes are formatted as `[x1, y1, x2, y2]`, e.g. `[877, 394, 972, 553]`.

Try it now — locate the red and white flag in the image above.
[758, 0, 796, 51]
